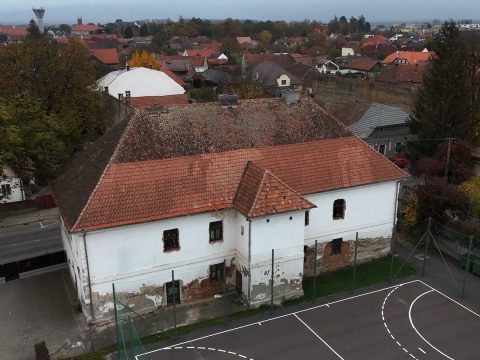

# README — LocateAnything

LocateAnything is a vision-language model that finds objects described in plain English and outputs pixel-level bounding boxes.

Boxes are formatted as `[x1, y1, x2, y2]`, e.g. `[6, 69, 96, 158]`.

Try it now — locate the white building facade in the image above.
[61, 179, 399, 322]
[1, 166, 25, 203]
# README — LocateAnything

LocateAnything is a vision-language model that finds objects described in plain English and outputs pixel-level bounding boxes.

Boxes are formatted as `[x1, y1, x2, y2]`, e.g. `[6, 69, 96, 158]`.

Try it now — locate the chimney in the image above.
[125, 90, 131, 98]
[104, 86, 109, 93]
[281, 89, 300, 104]
[218, 93, 238, 109]
[118, 93, 124, 101]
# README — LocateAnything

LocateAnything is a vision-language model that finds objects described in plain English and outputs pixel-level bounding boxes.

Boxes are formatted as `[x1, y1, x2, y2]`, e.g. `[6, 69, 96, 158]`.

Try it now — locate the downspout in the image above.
[82, 232, 95, 321]
[391, 181, 401, 254]
[247, 219, 252, 302]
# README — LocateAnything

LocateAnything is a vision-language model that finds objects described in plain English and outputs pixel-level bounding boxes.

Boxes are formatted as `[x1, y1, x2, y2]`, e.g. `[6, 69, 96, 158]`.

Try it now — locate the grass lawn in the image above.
[69, 256, 415, 360]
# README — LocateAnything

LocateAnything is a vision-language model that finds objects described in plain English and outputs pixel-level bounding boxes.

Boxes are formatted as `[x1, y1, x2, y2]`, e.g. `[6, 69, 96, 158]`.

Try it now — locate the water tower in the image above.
[32, 7, 45, 34]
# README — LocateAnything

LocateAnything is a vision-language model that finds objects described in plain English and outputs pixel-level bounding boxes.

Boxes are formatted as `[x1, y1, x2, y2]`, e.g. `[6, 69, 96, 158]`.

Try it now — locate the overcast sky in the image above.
[1, 0, 479, 25]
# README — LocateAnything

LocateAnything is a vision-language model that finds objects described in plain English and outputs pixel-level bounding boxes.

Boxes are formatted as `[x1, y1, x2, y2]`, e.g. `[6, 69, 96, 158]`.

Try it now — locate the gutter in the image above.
[82, 232, 95, 321]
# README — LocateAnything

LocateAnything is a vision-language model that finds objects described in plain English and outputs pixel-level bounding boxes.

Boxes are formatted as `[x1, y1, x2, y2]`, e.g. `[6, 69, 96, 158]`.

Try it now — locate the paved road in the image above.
[0, 221, 63, 264]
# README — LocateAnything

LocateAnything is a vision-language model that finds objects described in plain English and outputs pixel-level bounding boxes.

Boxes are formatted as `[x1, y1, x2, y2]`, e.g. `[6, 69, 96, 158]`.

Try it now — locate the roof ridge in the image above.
[246, 162, 268, 218]
[72, 110, 140, 231]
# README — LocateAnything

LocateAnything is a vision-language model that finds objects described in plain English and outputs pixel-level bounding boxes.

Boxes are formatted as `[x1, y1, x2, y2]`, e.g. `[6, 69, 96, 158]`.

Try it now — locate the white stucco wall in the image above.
[304, 181, 398, 246]
[85, 210, 239, 295]
[0, 177, 24, 203]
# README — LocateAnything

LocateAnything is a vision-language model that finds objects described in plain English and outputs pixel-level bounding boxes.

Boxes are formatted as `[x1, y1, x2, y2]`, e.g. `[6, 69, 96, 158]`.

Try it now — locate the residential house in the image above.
[378, 62, 430, 84]
[316, 58, 340, 74]
[236, 36, 258, 49]
[285, 63, 319, 92]
[383, 50, 434, 65]
[332, 102, 412, 158]
[0, 26, 28, 43]
[52, 95, 408, 322]
[158, 55, 208, 74]
[250, 61, 303, 96]
[342, 47, 355, 57]
[241, 53, 294, 75]
[341, 57, 382, 77]
[89, 48, 120, 69]
[201, 69, 233, 87]
[1, 165, 25, 203]
[289, 54, 314, 66]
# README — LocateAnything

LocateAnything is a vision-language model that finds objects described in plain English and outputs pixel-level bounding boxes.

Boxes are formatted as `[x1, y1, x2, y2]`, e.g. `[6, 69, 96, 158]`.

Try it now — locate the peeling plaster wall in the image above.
[249, 212, 305, 304]
[304, 236, 391, 275]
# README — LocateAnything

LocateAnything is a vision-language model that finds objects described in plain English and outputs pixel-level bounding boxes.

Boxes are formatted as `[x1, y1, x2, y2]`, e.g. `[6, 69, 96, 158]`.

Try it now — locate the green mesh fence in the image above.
[113, 285, 145, 360]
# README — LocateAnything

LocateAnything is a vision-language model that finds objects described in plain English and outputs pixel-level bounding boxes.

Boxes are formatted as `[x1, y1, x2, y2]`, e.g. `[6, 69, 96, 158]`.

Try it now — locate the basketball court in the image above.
[136, 280, 480, 360]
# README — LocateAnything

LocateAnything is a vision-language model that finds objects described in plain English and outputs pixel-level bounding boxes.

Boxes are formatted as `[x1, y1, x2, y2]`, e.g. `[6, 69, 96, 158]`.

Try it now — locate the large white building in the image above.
[53, 96, 408, 323]
[96, 67, 186, 100]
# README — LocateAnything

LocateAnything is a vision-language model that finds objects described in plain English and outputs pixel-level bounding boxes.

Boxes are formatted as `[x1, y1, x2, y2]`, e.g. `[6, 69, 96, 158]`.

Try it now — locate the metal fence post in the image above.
[171, 270, 177, 331]
[422, 218, 431, 276]
[313, 240, 317, 302]
[112, 283, 120, 357]
[461, 236, 474, 297]
[223, 259, 227, 324]
[271, 249, 274, 313]
[352, 232, 359, 292]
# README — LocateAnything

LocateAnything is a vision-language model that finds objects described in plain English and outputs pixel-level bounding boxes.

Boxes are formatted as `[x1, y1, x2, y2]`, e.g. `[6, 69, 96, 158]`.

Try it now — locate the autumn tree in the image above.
[129, 50, 160, 70]
[0, 38, 108, 183]
[259, 30, 272, 49]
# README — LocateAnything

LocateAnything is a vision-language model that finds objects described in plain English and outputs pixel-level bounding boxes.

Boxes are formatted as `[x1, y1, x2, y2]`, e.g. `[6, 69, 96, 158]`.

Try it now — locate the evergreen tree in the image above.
[27, 19, 41, 38]
[124, 26, 133, 39]
[407, 21, 478, 161]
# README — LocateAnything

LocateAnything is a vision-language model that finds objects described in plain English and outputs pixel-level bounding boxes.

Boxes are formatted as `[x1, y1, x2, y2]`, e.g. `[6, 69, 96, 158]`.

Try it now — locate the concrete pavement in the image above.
[0, 269, 90, 360]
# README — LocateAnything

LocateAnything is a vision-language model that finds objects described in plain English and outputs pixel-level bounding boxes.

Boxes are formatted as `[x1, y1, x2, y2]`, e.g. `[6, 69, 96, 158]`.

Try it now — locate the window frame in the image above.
[163, 228, 180, 252]
[209, 263, 225, 282]
[209, 221, 223, 243]
[378, 144, 386, 155]
[332, 199, 346, 220]
[1, 183, 11, 196]
[331, 238, 343, 255]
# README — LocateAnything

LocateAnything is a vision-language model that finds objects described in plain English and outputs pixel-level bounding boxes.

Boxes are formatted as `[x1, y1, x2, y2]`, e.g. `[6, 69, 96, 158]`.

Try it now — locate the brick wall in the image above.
[304, 237, 391, 275]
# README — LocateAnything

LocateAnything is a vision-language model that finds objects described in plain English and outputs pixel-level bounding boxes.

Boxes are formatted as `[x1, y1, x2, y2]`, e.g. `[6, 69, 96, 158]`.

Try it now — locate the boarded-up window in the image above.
[163, 229, 179, 251]
[333, 199, 346, 219]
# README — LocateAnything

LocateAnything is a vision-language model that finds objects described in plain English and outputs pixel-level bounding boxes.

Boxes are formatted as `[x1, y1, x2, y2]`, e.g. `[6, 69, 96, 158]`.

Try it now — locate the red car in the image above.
[392, 156, 408, 169]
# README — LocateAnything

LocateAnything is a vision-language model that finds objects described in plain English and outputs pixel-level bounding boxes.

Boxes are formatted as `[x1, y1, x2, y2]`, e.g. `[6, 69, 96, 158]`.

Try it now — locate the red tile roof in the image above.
[89, 48, 119, 65]
[158, 55, 206, 68]
[129, 94, 190, 108]
[383, 51, 434, 65]
[72, 24, 100, 33]
[0, 26, 28, 37]
[158, 65, 187, 86]
[347, 57, 380, 71]
[184, 48, 218, 58]
[233, 162, 315, 218]
[378, 62, 430, 84]
[362, 35, 388, 45]
[52, 97, 408, 232]
[330, 102, 373, 126]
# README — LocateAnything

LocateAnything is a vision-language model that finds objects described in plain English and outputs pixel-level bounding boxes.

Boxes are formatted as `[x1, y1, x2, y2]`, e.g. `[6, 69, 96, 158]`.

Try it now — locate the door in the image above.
[235, 269, 242, 295]
[166, 280, 181, 305]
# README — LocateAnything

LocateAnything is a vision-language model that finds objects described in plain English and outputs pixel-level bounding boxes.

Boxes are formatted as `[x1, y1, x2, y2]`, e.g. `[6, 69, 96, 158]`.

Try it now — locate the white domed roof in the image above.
[96, 67, 185, 99]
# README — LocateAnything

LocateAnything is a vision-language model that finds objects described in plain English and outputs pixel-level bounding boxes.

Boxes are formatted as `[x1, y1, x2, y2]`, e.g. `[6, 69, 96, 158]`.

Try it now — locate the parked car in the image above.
[392, 155, 408, 169]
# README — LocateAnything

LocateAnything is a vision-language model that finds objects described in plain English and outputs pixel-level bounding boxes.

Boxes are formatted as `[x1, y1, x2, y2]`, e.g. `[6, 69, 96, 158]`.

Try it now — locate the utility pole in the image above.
[444, 138, 454, 180]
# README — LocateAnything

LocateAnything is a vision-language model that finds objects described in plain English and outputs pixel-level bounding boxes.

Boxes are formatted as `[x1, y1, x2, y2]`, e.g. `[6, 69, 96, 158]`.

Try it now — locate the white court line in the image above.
[134, 279, 452, 359]
[417, 280, 480, 318]
[293, 313, 344, 359]
[409, 289, 454, 359]
[135, 279, 420, 359]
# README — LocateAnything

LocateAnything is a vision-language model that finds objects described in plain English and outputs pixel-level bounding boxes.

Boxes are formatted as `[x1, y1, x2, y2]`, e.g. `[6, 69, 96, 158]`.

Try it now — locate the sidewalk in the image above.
[0, 207, 59, 228]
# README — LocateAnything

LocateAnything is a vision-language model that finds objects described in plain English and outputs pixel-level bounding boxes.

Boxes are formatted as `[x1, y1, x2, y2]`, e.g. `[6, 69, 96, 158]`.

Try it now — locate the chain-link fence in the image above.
[111, 219, 478, 358]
